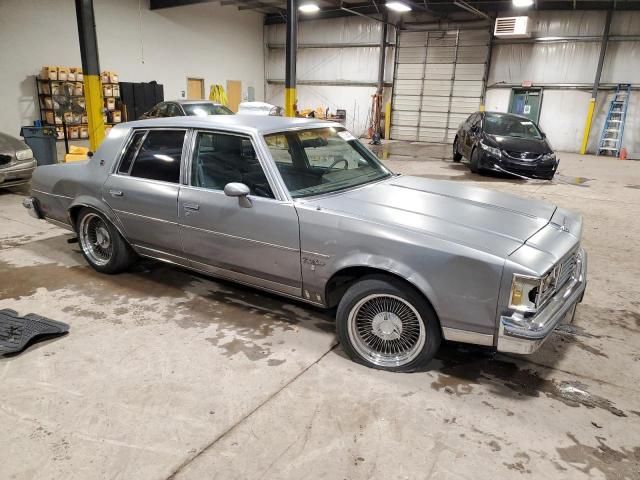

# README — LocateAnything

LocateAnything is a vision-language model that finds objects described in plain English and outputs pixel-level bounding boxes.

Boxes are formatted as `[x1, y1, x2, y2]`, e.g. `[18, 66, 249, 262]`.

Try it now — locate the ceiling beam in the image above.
[149, 0, 216, 9]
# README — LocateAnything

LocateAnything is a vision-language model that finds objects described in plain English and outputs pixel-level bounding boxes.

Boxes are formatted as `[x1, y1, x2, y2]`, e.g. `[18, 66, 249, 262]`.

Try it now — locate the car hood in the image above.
[305, 175, 557, 259]
[0, 132, 27, 153]
[485, 134, 551, 154]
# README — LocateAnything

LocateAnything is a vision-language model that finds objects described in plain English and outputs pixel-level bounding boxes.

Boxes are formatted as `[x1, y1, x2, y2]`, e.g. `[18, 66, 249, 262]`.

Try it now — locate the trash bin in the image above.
[19, 126, 58, 165]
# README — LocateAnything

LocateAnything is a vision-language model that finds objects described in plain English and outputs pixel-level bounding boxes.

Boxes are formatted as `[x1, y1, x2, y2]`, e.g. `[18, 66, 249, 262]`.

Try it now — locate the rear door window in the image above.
[166, 103, 182, 117]
[128, 130, 186, 183]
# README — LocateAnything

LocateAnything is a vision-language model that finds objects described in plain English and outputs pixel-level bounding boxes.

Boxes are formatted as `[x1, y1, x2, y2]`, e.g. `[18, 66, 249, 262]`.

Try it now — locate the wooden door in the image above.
[187, 78, 204, 100]
[226, 80, 242, 112]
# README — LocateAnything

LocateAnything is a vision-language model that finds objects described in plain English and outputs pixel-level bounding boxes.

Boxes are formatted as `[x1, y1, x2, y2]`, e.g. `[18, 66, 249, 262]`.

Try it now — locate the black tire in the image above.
[469, 146, 481, 174]
[336, 275, 442, 372]
[452, 137, 462, 162]
[76, 207, 136, 274]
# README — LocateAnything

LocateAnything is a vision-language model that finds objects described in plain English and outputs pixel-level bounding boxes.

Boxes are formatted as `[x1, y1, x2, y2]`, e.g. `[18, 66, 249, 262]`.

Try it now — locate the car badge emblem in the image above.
[520, 152, 527, 159]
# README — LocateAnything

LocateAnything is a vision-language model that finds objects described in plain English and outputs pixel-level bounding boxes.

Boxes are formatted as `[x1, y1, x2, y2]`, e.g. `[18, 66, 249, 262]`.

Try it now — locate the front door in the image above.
[103, 128, 187, 259]
[178, 130, 302, 296]
[509, 88, 542, 122]
[226, 80, 242, 113]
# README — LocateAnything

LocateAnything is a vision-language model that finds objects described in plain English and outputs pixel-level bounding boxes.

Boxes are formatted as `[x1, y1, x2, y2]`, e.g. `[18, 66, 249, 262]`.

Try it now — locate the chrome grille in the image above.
[537, 249, 579, 307]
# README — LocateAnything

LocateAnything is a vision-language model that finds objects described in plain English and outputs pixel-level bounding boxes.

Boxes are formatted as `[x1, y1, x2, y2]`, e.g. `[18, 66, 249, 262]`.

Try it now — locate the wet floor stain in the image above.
[625, 184, 640, 189]
[553, 174, 592, 187]
[0, 236, 332, 363]
[556, 433, 640, 480]
[0, 234, 36, 250]
[430, 345, 627, 417]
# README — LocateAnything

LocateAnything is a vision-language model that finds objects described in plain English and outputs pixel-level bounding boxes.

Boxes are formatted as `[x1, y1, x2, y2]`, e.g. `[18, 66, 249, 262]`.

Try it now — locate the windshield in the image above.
[483, 113, 542, 139]
[183, 103, 234, 116]
[264, 127, 392, 198]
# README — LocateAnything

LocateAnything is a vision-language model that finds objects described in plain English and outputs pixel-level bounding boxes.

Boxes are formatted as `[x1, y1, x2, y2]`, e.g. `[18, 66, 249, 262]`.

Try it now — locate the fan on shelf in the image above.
[52, 83, 86, 151]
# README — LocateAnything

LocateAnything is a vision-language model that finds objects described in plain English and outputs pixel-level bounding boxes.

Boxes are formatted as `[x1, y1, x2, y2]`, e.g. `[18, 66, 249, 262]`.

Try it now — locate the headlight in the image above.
[541, 153, 556, 162]
[480, 142, 501, 158]
[509, 271, 556, 313]
[16, 148, 33, 161]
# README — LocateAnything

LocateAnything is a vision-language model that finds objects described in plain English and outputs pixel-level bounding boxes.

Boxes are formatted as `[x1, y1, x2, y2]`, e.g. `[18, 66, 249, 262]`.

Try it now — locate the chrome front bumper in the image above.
[0, 159, 36, 186]
[497, 248, 587, 354]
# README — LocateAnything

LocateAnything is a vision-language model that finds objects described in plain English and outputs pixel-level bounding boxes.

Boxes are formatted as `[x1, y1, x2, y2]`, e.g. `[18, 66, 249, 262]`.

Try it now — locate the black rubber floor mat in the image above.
[0, 309, 69, 355]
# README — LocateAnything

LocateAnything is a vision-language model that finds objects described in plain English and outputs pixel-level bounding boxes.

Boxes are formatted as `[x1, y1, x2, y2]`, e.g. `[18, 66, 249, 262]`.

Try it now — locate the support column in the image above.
[580, 9, 612, 155]
[377, 15, 388, 94]
[75, 0, 105, 151]
[285, 0, 297, 117]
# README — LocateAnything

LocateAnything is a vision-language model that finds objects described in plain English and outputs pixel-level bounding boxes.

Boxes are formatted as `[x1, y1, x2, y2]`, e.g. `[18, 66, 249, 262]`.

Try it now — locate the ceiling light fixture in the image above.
[299, 3, 320, 13]
[512, 0, 534, 7]
[386, 1, 412, 12]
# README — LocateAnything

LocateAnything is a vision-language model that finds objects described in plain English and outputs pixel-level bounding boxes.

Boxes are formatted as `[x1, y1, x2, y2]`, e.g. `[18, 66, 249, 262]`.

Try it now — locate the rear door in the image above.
[178, 130, 302, 296]
[103, 128, 187, 260]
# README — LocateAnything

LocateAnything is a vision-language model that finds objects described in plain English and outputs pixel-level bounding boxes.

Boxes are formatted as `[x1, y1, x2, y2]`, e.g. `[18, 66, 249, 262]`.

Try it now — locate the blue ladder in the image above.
[597, 83, 631, 157]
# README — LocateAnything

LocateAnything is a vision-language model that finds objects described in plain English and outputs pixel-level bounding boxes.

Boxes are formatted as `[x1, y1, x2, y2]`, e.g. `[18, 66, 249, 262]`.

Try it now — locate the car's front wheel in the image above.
[452, 137, 462, 162]
[336, 275, 441, 372]
[469, 146, 482, 174]
[76, 208, 136, 274]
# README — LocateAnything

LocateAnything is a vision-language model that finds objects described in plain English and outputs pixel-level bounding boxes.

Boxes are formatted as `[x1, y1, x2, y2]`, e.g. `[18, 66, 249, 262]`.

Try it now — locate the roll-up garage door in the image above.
[391, 29, 490, 143]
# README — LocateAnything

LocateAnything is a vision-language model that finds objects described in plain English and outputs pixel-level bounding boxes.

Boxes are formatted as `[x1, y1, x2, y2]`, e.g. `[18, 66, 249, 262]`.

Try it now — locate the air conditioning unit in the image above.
[494, 16, 531, 38]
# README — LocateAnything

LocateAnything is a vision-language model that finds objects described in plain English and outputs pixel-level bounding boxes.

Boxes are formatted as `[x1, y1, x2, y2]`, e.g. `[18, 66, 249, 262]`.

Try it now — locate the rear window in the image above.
[128, 130, 186, 183]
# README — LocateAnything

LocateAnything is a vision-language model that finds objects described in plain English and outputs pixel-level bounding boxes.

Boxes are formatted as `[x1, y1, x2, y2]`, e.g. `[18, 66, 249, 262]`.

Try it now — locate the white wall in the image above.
[0, 0, 264, 134]
[265, 17, 394, 137]
[487, 10, 640, 155]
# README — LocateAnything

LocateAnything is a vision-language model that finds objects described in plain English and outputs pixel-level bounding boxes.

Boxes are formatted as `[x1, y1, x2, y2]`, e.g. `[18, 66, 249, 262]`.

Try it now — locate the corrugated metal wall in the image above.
[391, 28, 490, 143]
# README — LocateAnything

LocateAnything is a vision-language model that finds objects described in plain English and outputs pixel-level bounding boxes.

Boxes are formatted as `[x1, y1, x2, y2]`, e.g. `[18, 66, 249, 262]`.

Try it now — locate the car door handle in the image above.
[183, 203, 200, 211]
[109, 189, 123, 197]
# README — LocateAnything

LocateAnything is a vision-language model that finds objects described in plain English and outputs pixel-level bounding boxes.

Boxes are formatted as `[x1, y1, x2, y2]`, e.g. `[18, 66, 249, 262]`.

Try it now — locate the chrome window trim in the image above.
[112, 127, 189, 183]
[184, 128, 288, 202]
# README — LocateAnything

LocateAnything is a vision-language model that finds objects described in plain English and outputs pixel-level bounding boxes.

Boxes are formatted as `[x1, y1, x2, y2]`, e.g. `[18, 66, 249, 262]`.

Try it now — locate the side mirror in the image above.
[224, 182, 252, 208]
[541, 132, 547, 139]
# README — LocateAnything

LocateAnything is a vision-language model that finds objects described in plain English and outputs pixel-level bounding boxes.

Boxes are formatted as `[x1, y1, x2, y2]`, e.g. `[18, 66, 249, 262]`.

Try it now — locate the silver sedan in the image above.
[0, 132, 37, 188]
[23, 115, 587, 372]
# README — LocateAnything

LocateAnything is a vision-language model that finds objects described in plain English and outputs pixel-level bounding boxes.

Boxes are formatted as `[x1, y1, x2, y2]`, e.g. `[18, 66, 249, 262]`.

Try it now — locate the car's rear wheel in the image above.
[452, 137, 462, 162]
[76, 208, 136, 274]
[336, 275, 441, 372]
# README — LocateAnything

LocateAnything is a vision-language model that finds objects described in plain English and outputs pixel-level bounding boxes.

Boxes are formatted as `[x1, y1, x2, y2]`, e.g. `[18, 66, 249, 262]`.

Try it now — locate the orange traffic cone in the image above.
[619, 148, 627, 160]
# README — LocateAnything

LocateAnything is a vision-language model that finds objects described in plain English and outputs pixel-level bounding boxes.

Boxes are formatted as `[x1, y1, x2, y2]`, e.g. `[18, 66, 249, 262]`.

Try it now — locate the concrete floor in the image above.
[1, 144, 639, 480]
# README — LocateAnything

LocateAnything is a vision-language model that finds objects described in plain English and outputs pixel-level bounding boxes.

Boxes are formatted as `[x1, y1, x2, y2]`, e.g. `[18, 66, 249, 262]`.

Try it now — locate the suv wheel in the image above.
[76, 208, 136, 274]
[336, 275, 441, 372]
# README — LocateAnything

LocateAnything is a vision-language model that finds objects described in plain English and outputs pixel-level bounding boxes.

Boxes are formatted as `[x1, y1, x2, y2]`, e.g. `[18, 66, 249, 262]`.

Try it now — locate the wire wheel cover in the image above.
[348, 294, 426, 367]
[79, 213, 113, 266]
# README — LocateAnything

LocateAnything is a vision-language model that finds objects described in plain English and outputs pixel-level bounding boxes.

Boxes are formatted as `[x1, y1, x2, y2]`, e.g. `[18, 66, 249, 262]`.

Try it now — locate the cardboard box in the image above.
[112, 84, 120, 97]
[63, 112, 74, 124]
[103, 113, 108, 123]
[58, 67, 69, 81]
[106, 97, 116, 111]
[67, 70, 76, 81]
[41, 66, 57, 80]
[80, 126, 88, 139]
[68, 126, 79, 139]
[43, 96, 53, 109]
[111, 110, 122, 123]
[76, 69, 83, 81]
[51, 83, 61, 95]
[56, 127, 64, 139]
[101, 71, 109, 83]
[81, 114, 88, 124]
[103, 84, 113, 97]
[45, 111, 55, 125]
[109, 72, 119, 83]
[74, 82, 83, 96]
[40, 82, 51, 95]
